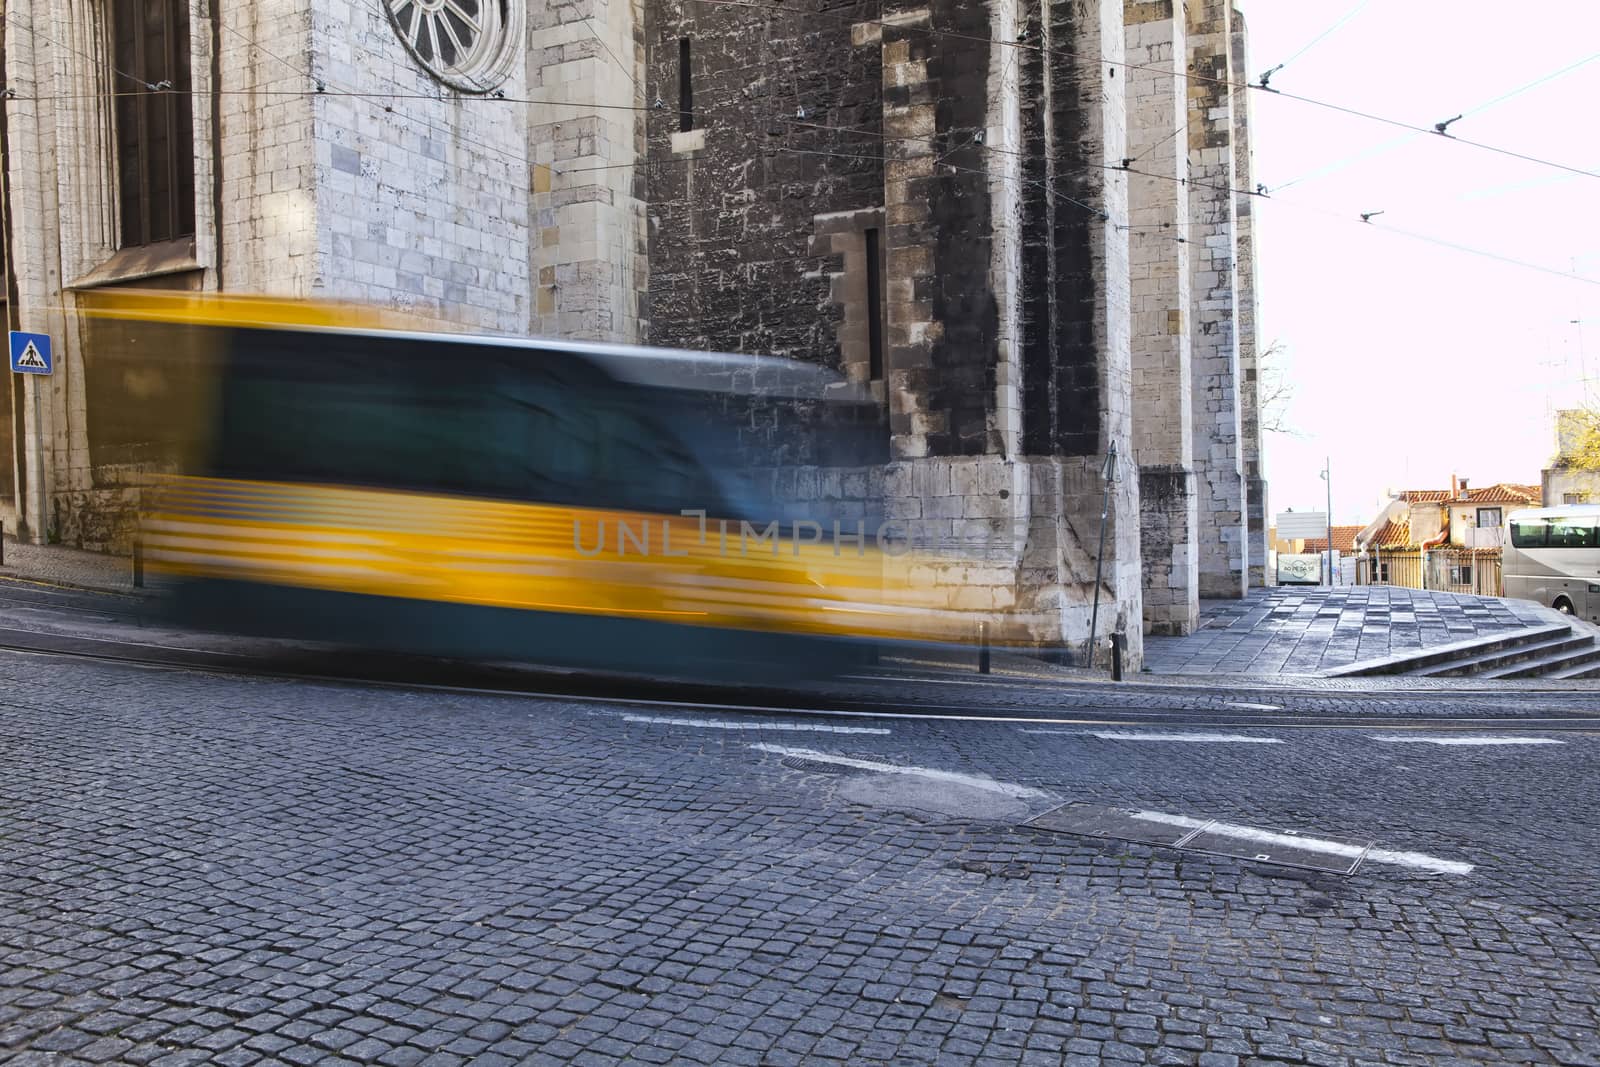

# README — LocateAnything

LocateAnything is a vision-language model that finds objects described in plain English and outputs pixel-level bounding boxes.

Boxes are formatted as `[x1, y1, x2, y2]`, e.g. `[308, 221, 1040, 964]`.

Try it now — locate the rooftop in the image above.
[1363, 518, 1414, 549]
[1400, 483, 1540, 506]
[1303, 525, 1363, 553]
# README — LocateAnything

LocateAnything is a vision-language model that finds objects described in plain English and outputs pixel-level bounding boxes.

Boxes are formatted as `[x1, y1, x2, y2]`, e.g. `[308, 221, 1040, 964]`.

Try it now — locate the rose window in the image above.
[383, 0, 522, 93]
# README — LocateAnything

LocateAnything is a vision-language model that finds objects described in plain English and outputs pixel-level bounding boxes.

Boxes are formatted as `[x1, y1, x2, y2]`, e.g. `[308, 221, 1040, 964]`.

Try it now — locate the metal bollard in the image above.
[1111, 632, 1124, 682]
[132, 537, 143, 588]
[978, 622, 991, 675]
[1, 520, 5, 568]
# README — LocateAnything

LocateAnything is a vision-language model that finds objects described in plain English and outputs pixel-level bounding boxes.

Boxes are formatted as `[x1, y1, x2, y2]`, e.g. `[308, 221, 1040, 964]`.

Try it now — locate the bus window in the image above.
[1510, 521, 1547, 548]
[1548, 521, 1598, 548]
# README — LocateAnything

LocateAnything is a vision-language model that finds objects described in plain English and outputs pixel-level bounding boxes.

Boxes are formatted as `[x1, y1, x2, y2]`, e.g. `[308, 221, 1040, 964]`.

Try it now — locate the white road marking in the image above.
[1089, 731, 1281, 744]
[622, 715, 888, 735]
[842, 673, 1057, 688]
[1226, 702, 1282, 711]
[1369, 735, 1566, 746]
[1130, 810, 1474, 875]
[750, 744, 1048, 799]
[1019, 729, 1282, 743]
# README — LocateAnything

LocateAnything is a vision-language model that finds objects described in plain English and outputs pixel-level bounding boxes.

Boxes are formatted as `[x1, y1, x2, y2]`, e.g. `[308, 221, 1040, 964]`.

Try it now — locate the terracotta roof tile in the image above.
[1303, 525, 1363, 553]
[1363, 519, 1413, 549]
[1464, 484, 1540, 504]
[1401, 483, 1540, 506]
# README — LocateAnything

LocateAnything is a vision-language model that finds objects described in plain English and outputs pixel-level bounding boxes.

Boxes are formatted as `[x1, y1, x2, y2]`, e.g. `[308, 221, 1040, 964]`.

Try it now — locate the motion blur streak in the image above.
[86, 290, 1031, 681]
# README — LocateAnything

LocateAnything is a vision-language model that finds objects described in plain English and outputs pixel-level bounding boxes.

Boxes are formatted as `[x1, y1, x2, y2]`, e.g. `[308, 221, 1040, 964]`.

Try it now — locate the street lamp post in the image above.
[1320, 459, 1332, 585]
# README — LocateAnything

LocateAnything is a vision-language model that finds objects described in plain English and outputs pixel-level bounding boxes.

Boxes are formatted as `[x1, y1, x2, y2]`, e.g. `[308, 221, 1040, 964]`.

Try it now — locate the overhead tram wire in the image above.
[600, 108, 1600, 289]
[1265, 191, 1600, 289]
[688, 0, 1600, 184]
[0, 10, 1157, 252]
[1262, 84, 1600, 182]
[1259, 0, 1371, 83]
[218, 14, 538, 176]
[1457, 51, 1600, 121]
[1, 11, 540, 181]
[0, 75, 1120, 238]
[580, 16, 641, 93]
[13, 2, 1596, 189]
[1269, 50, 1600, 193]
[777, 132, 1600, 282]
[778, 109, 1263, 205]
[7, 13, 1590, 289]
[5, 38, 1546, 282]
[1125, 82, 1243, 166]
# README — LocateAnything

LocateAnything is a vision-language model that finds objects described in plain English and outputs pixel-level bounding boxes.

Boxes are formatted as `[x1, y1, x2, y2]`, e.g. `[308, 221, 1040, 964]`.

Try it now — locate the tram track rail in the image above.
[2, 622, 1600, 733]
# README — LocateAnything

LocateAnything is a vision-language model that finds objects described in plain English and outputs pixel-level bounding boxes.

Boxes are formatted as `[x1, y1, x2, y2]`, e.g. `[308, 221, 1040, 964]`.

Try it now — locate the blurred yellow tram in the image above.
[87, 291, 996, 679]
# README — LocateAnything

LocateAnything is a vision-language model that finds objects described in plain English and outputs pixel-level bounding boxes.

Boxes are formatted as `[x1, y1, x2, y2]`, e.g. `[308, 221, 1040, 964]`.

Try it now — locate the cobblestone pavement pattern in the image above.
[1144, 587, 1557, 676]
[2, 621, 1600, 1066]
[0, 536, 138, 596]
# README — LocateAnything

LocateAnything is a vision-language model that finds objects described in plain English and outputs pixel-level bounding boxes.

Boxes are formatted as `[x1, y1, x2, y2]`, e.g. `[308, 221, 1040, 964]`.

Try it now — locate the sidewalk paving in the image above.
[1144, 585, 1559, 676]
[0, 535, 138, 595]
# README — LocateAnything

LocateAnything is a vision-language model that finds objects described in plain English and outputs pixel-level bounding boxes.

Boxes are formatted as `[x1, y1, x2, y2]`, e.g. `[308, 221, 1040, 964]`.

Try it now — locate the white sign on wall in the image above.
[1277, 553, 1323, 585]
[1276, 511, 1329, 540]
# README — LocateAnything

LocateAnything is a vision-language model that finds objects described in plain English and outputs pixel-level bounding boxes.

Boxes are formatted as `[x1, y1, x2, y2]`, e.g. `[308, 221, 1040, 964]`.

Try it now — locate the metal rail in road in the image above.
[2, 623, 1600, 733]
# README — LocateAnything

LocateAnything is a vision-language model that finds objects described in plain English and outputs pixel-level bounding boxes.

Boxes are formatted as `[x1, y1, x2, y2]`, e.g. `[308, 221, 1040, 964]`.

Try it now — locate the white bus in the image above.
[1503, 505, 1600, 620]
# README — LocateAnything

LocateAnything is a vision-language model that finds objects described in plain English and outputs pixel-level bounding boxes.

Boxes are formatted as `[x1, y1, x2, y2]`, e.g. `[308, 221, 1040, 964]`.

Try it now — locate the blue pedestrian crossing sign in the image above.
[9, 332, 52, 375]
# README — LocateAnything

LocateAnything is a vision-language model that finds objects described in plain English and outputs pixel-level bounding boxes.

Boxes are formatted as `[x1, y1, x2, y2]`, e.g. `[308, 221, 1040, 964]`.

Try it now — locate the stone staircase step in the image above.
[1406, 633, 1595, 678]
[1321, 623, 1573, 677]
[1542, 657, 1600, 680]
[1477, 641, 1600, 679]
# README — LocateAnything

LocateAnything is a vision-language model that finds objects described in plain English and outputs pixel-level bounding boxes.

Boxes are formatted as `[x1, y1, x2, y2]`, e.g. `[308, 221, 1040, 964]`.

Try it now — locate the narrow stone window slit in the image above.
[679, 38, 694, 132]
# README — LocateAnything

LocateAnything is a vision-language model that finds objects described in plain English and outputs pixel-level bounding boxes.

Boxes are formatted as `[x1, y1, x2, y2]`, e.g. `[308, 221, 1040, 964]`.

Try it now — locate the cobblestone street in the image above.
[2, 587, 1599, 1065]
[1143, 587, 1557, 676]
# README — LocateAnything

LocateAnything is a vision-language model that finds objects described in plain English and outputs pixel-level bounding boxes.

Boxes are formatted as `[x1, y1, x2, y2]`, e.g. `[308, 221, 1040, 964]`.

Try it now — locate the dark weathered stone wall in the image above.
[1020, 0, 1100, 459]
[643, 0, 885, 368]
[879, 0, 997, 459]
[1139, 464, 1199, 634]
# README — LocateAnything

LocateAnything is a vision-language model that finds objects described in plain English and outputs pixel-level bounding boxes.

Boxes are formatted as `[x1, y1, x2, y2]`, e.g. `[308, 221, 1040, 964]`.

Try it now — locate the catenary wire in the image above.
[2, 11, 1592, 288]
[1266, 0, 1371, 76]
[581, 17, 641, 93]
[687, 0, 1600, 183]
[11, 1, 1596, 188]
[0, 9, 1160, 252]
[1270, 50, 1600, 193]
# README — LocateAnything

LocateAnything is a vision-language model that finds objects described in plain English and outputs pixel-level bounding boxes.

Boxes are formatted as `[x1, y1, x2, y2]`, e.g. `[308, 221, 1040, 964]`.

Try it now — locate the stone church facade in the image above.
[0, 0, 1265, 665]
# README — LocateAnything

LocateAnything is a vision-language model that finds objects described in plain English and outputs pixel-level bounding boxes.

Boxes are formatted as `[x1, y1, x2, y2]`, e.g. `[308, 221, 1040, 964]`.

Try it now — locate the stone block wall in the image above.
[1232, 9, 1267, 587]
[1126, 0, 1198, 634]
[529, 0, 647, 341]
[2, 0, 69, 542]
[1018, 0, 1141, 663]
[220, 2, 320, 297]
[637, 0, 1151, 663]
[1139, 465, 1199, 634]
[3, 0, 1267, 665]
[642, 0, 883, 363]
[879, 0, 999, 460]
[1186, 0, 1246, 599]
[311, 1, 529, 333]
[2, 0, 247, 547]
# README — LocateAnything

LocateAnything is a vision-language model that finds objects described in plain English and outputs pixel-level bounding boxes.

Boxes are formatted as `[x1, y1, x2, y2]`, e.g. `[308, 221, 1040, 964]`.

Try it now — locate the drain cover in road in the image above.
[1027, 803, 1198, 847]
[781, 755, 851, 775]
[1180, 827, 1369, 875]
[1027, 803, 1372, 876]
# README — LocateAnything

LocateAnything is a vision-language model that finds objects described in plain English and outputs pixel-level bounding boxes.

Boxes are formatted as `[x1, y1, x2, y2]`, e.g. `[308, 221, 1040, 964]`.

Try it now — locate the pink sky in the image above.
[1245, 0, 1600, 524]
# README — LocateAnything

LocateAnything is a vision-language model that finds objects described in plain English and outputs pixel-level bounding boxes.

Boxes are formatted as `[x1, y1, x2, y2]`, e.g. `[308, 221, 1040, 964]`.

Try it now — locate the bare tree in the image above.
[1257, 339, 1297, 436]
